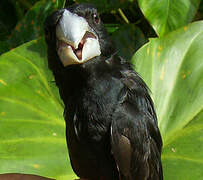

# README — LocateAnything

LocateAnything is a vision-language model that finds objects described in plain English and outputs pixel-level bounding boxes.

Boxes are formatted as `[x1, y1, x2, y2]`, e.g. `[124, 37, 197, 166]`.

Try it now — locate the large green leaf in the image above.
[0, 38, 76, 179]
[132, 21, 203, 179]
[138, 0, 200, 37]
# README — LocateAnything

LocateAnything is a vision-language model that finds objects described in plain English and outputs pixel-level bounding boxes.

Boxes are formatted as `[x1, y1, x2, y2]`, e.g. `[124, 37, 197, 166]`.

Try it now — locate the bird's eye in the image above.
[93, 13, 100, 24]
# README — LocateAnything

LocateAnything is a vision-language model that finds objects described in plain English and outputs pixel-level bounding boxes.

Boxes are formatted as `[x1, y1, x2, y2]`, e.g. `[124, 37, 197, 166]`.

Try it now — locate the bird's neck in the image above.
[53, 54, 119, 106]
[53, 65, 88, 106]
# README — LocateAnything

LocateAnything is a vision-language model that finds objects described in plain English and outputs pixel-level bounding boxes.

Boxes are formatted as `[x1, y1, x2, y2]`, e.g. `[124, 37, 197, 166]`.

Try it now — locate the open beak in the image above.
[56, 9, 101, 66]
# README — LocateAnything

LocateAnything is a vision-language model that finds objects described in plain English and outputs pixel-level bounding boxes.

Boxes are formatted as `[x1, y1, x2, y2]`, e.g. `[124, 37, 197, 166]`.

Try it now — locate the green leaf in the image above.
[132, 21, 203, 179]
[138, 0, 200, 37]
[105, 24, 119, 34]
[7, 0, 65, 50]
[0, 38, 76, 179]
[111, 24, 148, 60]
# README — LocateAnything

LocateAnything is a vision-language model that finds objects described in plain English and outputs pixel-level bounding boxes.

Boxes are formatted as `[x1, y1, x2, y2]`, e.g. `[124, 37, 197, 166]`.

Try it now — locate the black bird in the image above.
[44, 3, 163, 180]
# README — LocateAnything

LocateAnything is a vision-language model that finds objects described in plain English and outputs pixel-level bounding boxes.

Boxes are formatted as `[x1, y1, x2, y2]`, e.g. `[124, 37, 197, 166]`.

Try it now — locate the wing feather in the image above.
[111, 66, 163, 180]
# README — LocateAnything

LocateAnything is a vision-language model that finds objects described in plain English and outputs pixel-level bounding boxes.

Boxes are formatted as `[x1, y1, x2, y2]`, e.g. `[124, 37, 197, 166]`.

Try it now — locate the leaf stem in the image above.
[118, 8, 129, 24]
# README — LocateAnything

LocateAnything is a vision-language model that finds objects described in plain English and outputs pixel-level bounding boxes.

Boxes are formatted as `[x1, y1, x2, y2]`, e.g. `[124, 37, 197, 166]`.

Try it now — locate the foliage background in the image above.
[0, 0, 202, 179]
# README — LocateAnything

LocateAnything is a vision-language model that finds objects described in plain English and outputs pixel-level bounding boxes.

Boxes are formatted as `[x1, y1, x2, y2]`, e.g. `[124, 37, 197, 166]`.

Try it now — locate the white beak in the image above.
[56, 9, 101, 66]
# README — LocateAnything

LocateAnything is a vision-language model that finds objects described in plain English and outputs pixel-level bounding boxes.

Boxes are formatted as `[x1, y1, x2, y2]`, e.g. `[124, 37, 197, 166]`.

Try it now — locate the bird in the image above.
[44, 3, 163, 180]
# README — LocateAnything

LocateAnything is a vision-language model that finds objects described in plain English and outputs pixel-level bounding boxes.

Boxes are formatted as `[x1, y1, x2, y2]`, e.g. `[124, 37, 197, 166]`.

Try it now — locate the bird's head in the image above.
[44, 3, 114, 68]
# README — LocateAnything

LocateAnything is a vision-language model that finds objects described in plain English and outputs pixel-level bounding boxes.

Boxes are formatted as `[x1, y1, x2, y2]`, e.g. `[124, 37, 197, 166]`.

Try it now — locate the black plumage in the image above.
[44, 3, 163, 180]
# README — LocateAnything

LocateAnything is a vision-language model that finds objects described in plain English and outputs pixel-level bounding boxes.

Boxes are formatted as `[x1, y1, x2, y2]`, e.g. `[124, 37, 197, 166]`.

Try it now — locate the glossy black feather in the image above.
[44, 3, 163, 180]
